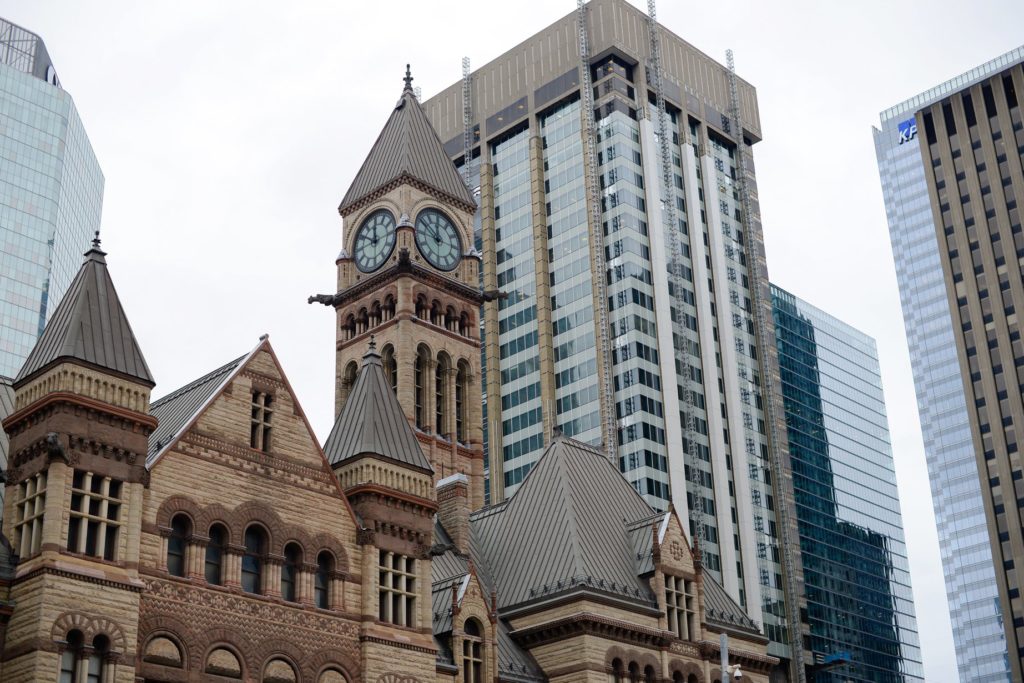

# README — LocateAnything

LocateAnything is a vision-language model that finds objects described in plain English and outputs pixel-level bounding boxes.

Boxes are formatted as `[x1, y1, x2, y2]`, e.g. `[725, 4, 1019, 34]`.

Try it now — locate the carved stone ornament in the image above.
[670, 540, 685, 562]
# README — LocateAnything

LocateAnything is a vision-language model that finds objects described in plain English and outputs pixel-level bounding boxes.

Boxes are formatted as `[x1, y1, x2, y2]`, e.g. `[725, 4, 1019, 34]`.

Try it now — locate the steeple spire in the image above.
[403, 64, 414, 93]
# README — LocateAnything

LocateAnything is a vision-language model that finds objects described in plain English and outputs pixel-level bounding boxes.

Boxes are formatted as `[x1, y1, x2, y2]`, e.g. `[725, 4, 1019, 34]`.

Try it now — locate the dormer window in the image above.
[250, 390, 273, 451]
[665, 574, 698, 640]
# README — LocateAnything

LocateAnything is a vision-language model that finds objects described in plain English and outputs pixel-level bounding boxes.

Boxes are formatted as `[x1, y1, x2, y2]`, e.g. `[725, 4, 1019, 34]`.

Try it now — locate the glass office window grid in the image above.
[596, 106, 671, 505]
[873, 49, 1022, 682]
[772, 285, 923, 683]
[491, 125, 542, 494]
[542, 98, 603, 453]
[0, 60, 103, 378]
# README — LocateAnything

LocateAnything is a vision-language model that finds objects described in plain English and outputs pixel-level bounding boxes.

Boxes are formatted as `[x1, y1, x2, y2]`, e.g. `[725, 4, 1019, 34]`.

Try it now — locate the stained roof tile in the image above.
[338, 72, 476, 215]
[15, 244, 153, 387]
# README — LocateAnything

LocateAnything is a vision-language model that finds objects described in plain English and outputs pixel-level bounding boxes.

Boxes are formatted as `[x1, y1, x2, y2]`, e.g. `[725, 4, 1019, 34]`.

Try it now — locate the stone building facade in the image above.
[0, 73, 778, 683]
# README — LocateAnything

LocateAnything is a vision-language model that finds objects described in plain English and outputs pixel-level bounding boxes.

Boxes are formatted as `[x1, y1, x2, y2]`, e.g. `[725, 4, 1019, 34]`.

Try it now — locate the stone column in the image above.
[225, 544, 244, 589]
[331, 571, 346, 611]
[265, 554, 283, 598]
[300, 562, 317, 605]
[190, 535, 209, 581]
[156, 528, 170, 572]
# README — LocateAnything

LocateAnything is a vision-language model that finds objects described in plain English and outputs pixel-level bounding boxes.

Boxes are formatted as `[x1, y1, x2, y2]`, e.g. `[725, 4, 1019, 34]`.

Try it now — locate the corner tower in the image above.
[0, 239, 154, 682]
[312, 67, 484, 508]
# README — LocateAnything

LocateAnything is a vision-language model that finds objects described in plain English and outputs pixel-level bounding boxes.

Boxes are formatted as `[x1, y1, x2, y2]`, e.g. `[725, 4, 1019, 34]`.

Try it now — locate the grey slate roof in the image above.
[702, 571, 762, 636]
[323, 344, 431, 473]
[147, 353, 248, 467]
[0, 376, 13, 474]
[338, 73, 476, 215]
[15, 245, 154, 387]
[469, 437, 657, 612]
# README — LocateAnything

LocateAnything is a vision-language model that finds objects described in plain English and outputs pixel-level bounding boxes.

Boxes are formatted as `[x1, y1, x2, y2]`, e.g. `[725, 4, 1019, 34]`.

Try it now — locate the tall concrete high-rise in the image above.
[0, 18, 104, 379]
[874, 46, 1023, 682]
[771, 285, 922, 683]
[422, 0, 806, 672]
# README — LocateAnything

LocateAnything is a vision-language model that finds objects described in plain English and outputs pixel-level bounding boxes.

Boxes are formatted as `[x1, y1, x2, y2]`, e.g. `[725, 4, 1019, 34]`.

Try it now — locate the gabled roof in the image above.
[703, 572, 763, 636]
[16, 242, 153, 387]
[338, 67, 476, 216]
[470, 437, 658, 611]
[147, 352, 249, 467]
[323, 342, 432, 473]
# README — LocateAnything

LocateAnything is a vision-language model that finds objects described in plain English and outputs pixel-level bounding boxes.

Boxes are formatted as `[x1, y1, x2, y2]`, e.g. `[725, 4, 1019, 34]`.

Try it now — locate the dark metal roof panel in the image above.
[0, 377, 13, 473]
[627, 512, 665, 576]
[146, 354, 247, 467]
[338, 84, 476, 214]
[702, 572, 762, 636]
[470, 437, 656, 610]
[15, 247, 153, 386]
[323, 347, 431, 472]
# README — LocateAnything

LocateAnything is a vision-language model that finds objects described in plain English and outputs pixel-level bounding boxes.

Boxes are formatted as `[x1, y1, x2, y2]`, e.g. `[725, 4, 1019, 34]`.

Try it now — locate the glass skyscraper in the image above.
[0, 17, 104, 379]
[772, 285, 922, 683]
[423, 1, 805, 675]
[873, 47, 1024, 682]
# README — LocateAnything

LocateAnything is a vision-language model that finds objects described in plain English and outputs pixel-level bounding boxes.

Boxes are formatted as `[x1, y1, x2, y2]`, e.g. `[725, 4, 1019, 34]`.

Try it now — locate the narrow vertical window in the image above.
[665, 575, 697, 640]
[415, 347, 428, 429]
[68, 471, 122, 561]
[241, 526, 266, 594]
[435, 360, 446, 435]
[167, 514, 191, 577]
[281, 543, 302, 602]
[87, 635, 109, 683]
[205, 524, 226, 585]
[463, 619, 483, 683]
[250, 391, 274, 451]
[315, 551, 333, 609]
[59, 630, 83, 683]
[14, 471, 46, 557]
[382, 345, 398, 395]
[456, 363, 468, 443]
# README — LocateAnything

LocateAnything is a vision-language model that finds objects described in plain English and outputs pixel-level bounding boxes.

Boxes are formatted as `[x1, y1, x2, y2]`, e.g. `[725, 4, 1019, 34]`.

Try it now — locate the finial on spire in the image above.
[92, 231, 101, 249]
[403, 64, 414, 92]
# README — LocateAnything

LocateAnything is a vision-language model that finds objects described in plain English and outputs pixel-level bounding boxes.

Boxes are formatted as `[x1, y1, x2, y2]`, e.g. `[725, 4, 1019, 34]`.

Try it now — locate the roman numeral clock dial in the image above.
[353, 210, 397, 273]
[414, 209, 462, 271]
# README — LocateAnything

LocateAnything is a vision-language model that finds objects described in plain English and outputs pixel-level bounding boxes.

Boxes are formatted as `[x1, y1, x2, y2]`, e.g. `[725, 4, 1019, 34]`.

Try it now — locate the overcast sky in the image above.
[8, 1, 1024, 679]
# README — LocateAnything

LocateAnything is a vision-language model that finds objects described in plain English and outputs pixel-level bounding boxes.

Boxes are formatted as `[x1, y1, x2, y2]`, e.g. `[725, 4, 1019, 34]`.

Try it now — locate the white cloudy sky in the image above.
[10, 1, 1024, 679]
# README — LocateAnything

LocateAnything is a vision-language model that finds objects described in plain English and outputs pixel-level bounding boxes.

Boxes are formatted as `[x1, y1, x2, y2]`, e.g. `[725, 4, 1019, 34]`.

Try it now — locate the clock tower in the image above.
[312, 66, 485, 508]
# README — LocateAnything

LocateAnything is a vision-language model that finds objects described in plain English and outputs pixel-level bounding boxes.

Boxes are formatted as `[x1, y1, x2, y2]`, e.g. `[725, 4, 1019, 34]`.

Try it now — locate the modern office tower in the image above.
[422, 0, 806, 671]
[0, 18, 104, 379]
[874, 46, 1024, 682]
[771, 285, 923, 683]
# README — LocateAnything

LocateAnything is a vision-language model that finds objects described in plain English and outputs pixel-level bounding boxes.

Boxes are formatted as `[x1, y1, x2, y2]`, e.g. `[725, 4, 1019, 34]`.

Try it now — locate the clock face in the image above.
[415, 209, 462, 271]
[353, 210, 397, 273]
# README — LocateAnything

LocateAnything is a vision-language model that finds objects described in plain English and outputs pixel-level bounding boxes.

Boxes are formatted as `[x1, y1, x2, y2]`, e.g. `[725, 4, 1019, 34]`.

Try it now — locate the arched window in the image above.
[319, 668, 348, 683]
[462, 619, 483, 683]
[241, 526, 266, 594]
[343, 361, 359, 405]
[382, 345, 397, 395]
[415, 346, 430, 429]
[143, 635, 184, 668]
[264, 658, 298, 683]
[206, 524, 227, 585]
[628, 662, 640, 682]
[315, 551, 334, 609]
[610, 658, 624, 683]
[456, 361, 469, 443]
[206, 647, 242, 679]
[87, 634, 109, 683]
[281, 543, 302, 602]
[59, 630, 84, 683]
[643, 665, 656, 683]
[435, 354, 450, 436]
[167, 514, 191, 577]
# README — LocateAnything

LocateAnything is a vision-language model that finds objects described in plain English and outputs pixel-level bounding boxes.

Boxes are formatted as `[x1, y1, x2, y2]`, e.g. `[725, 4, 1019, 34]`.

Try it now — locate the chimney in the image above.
[437, 473, 470, 554]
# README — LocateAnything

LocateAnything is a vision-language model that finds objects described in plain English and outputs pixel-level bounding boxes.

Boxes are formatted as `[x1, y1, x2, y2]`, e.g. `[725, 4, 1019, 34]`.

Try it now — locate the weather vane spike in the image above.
[403, 64, 413, 92]
[92, 231, 101, 249]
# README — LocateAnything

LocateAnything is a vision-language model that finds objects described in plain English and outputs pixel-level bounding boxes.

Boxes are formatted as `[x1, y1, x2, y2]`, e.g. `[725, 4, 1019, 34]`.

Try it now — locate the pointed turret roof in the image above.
[338, 65, 476, 216]
[15, 237, 154, 388]
[324, 340, 432, 473]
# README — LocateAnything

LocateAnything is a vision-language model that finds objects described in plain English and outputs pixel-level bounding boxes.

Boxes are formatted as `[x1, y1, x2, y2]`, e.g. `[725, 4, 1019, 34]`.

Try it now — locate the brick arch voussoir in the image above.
[138, 614, 195, 670]
[232, 500, 284, 551]
[280, 526, 315, 559]
[195, 503, 234, 542]
[155, 495, 202, 530]
[306, 648, 360, 682]
[605, 645, 633, 671]
[197, 628, 255, 677]
[257, 638, 308, 680]
[51, 612, 127, 653]
[669, 661, 703, 681]
[310, 532, 349, 574]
